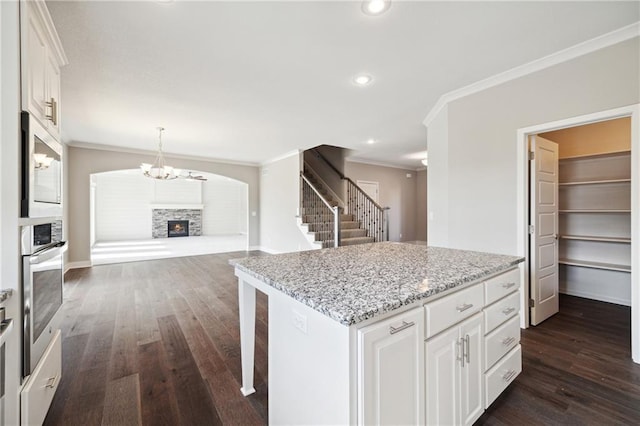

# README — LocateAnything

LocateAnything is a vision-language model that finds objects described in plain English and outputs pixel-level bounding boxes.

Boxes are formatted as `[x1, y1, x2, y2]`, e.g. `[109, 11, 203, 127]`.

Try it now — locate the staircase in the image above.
[300, 174, 375, 248]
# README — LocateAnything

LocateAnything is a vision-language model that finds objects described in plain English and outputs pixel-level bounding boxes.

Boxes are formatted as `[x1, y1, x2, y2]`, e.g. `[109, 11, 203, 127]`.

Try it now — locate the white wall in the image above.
[0, 1, 22, 423]
[93, 170, 248, 242]
[260, 152, 314, 253]
[427, 38, 639, 255]
[426, 105, 449, 247]
[95, 172, 154, 241]
[202, 175, 248, 235]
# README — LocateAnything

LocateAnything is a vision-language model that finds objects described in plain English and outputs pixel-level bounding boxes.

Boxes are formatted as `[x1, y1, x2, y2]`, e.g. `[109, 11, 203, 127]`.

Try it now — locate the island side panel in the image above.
[268, 288, 353, 425]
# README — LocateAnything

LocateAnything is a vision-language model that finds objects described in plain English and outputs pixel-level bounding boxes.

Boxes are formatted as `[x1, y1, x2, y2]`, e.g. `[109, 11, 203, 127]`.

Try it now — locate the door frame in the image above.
[356, 180, 380, 203]
[516, 104, 640, 363]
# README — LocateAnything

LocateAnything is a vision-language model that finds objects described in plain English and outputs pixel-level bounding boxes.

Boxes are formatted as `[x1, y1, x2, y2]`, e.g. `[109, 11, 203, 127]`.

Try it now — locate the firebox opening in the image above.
[168, 220, 189, 237]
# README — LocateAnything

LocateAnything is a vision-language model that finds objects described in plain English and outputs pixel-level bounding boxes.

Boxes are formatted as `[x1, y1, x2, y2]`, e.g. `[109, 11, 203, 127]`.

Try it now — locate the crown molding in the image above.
[423, 22, 640, 127]
[66, 140, 260, 167]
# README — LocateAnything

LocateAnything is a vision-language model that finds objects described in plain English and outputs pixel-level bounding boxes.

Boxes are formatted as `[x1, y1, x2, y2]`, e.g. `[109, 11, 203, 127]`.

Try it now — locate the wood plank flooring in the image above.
[45, 252, 640, 425]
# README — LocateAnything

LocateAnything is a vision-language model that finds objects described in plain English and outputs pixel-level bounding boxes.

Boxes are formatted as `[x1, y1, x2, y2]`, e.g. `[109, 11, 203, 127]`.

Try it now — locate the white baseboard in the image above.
[249, 246, 282, 254]
[64, 260, 92, 273]
[559, 288, 631, 307]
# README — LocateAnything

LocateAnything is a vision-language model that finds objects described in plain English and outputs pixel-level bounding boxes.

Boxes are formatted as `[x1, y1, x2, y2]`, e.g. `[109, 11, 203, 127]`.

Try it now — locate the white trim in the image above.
[424, 22, 640, 127]
[150, 204, 204, 210]
[67, 141, 260, 167]
[346, 157, 421, 171]
[559, 288, 630, 307]
[260, 149, 301, 166]
[64, 260, 92, 272]
[516, 104, 640, 364]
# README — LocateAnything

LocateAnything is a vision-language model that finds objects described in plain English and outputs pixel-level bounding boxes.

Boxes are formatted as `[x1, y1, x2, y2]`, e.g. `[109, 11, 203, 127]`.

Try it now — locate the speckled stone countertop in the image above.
[232, 242, 524, 326]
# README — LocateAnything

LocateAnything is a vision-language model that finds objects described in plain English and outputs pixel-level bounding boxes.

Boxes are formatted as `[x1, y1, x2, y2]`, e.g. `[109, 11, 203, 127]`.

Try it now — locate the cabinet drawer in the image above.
[484, 268, 520, 305]
[484, 290, 520, 334]
[21, 329, 61, 426]
[484, 316, 520, 371]
[485, 345, 521, 409]
[425, 283, 484, 338]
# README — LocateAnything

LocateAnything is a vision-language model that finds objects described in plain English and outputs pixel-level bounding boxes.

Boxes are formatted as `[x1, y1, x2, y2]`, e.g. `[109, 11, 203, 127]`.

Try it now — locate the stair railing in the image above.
[309, 148, 389, 242]
[300, 172, 341, 248]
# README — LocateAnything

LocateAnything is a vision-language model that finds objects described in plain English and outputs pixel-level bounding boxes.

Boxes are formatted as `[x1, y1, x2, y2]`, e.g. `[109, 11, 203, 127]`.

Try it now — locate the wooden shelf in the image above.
[559, 178, 630, 186]
[559, 235, 631, 243]
[559, 150, 631, 161]
[559, 210, 631, 214]
[559, 258, 631, 273]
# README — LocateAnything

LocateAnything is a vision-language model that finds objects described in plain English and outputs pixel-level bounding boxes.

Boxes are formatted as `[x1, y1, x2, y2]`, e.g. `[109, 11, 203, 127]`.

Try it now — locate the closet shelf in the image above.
[559, 235, 631, 243]
[559, 178, 630, 186]
[559, 209, 631, 214]
[559, 258, 631, 273]
[559, 150, 631, 161]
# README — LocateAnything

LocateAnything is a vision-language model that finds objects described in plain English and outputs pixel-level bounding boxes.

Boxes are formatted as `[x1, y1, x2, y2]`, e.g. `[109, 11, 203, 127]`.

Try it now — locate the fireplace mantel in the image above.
[150, 204, 204, 210]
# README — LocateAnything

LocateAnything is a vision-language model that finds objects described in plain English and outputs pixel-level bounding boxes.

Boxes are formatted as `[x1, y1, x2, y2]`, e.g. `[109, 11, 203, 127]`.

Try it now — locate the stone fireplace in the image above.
[151, 206, 202, 238]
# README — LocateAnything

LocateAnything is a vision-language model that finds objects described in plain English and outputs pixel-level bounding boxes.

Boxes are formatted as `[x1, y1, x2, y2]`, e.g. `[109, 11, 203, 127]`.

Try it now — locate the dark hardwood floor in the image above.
[45, 252, 640, 425]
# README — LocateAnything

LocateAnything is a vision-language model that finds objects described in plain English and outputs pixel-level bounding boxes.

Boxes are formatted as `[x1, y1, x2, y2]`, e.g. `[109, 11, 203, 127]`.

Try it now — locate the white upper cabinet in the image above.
[20, 0, 68, 141]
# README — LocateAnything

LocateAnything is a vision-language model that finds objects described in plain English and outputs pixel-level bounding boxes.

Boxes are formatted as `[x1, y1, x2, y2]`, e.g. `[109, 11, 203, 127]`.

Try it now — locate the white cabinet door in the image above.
[425, 326, 459, 425]
[45, 52, 61, 139]
[459, 314, 484, 425]
[426, 313, 484, 426]
[22, 8, 48, 123]
[358, 307, 424, 426]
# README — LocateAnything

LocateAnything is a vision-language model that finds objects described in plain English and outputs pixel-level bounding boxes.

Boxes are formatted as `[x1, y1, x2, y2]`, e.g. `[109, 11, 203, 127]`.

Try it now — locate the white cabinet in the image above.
[20, 0, 67, 140]
[358, 307, 424, 426]
[482, 268, 521, 408]
[425, 312, 483, 426]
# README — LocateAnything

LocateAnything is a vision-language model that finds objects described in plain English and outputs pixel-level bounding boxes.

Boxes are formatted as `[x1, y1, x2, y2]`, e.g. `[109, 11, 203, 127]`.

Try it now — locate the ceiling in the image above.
[46, 1, 639, 169]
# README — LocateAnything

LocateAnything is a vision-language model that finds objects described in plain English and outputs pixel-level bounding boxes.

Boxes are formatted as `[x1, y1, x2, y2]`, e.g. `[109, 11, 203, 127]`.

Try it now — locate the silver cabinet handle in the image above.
[464, 334, 470, 364]
[457, 337, 465, 368]
[389, 320, 415, 335]
[502, 307, 516, 315]
[502, 369, 517, 382]
[456, 303, 473, 313]
[502, 336, 516, 346]
[45, 374, 58, 389]
[501, 282, 517, 289]
[0, 318, 13, 339]
[45, 98, 57, 126]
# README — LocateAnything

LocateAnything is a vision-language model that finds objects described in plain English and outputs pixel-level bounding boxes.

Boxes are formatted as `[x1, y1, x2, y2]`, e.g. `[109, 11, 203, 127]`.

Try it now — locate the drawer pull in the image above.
[456, 303, 474, 313]
[45, 374, 58, 389]
[502, 369, 517, 382]
[502, 336, 516, 346]
[502, 307, 516, 315]
[389, 321, 415, 335]
[501, 282, 517, 289]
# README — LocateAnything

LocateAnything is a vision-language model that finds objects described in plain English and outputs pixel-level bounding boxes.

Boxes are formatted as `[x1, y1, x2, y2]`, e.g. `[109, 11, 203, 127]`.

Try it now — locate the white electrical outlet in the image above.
[292, 309, 307, 334]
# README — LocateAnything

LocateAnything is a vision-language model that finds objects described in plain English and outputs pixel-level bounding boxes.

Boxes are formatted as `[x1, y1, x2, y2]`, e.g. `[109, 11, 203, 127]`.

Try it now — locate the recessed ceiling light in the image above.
[362, 0, 391, 16]
[366, 139, 376, 145]
[354, 74, 373, 86]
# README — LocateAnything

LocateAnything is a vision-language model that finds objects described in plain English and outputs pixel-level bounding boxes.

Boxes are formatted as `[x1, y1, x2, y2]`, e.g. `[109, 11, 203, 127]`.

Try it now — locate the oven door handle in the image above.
[29, 241, 66, 264]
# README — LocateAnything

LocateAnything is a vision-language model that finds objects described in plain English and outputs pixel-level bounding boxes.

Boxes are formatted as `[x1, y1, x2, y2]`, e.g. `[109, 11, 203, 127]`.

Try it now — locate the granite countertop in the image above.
[232, 242, 524, 326]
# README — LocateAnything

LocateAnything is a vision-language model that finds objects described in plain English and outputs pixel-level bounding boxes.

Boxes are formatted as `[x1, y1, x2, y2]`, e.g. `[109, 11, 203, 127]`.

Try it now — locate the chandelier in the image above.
[140, 127, 180, 180]
[140, 127, 208, 181]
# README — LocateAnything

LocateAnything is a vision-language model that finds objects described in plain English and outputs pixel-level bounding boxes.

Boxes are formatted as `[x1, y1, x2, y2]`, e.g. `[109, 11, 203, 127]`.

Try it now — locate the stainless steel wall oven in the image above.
[21, 112, 63, 219]
[21, 222, 66, 378]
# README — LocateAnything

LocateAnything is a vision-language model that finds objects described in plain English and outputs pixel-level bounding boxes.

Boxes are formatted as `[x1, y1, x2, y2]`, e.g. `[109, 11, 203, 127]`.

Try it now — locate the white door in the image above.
[357, 180, 379, 203]
[459, 314, 484, 426]
[425, 326, 459, 425]
[529, 135, 559, 325]
[358, 307, 424, 425]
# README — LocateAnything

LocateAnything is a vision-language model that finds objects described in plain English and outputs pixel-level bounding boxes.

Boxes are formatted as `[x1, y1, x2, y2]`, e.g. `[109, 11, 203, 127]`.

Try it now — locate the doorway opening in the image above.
[89, 169, 249, 265]
[517, 104, 639, 363]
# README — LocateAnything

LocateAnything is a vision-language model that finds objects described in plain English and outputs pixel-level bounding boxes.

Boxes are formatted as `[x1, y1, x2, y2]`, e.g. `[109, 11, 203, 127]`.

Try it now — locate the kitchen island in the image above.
[233, 242, 524, 425]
